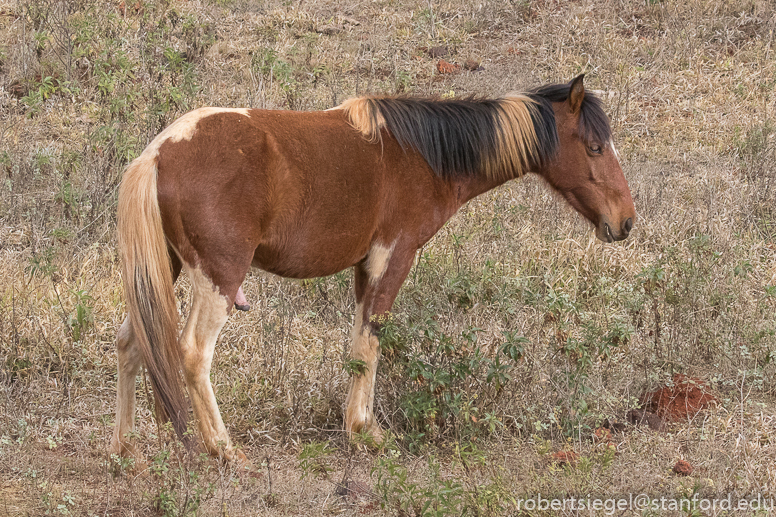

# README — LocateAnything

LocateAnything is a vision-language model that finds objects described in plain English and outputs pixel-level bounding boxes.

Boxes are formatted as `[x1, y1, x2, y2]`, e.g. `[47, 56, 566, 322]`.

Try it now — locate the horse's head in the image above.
[535, 75, 635, 242]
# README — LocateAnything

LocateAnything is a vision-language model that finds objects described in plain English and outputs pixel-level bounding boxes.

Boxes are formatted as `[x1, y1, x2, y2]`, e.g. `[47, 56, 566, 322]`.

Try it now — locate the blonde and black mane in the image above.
[341, 82, 612, 181]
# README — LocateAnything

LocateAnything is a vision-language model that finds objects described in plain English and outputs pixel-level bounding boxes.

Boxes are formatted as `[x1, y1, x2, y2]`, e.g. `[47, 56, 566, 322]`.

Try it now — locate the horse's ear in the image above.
[568, 74, 585, 114]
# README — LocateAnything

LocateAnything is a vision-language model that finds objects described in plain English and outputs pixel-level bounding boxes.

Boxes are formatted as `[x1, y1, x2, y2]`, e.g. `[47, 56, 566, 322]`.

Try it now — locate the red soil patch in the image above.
[672, 460, 693, 476]
[436, 59, 461, 74]
[593, 427, 612, 443]
[551, 451, 579, 466]
[641, 374, 717, 422]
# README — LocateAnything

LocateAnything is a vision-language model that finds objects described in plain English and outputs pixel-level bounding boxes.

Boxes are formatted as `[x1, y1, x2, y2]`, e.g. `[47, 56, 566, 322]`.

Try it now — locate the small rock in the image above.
[8, 80, 25, 99]
[672, 460, 693, 476]
[626, 409, 665, 431]
[316, 25, 342, 35]
[336, 480, 374, 500]
[464, 59, 482, 71]
[339, 16, 360, 26]
[551, 451, 579, 466]
[602, 419, 627, 432]
[427, 45, 449, 58]
[436, 59, 460, 75]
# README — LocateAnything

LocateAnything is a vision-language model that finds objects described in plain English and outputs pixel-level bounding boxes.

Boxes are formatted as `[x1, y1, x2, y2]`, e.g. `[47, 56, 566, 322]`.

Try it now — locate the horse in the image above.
[111, 74, 635, 466]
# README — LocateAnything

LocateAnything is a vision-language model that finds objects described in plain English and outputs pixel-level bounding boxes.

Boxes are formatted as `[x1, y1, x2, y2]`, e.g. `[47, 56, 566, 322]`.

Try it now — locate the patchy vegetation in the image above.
[0, 0, 775, 515]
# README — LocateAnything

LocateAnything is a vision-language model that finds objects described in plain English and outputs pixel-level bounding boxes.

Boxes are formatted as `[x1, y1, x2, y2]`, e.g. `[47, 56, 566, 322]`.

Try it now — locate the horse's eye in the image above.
[588, 144, 602, 155]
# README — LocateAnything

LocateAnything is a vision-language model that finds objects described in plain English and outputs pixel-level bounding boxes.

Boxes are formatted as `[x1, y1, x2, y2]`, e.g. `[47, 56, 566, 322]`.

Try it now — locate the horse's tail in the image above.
[117, 153, 189, 444]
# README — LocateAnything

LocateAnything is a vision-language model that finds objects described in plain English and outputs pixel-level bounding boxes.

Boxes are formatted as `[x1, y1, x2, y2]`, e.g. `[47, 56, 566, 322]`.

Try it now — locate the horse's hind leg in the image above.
[111, 248, 182, 466]
[110, 318, 143, 461]
[179, 266, 247, 464]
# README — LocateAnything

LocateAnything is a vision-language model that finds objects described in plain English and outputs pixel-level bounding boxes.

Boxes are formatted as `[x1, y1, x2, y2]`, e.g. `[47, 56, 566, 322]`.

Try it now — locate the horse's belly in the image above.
[251, 233, 370, 279]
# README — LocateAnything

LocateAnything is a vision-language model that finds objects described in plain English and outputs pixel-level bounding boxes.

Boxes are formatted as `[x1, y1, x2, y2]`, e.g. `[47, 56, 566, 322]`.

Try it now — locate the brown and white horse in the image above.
[111, 75, 635, 465]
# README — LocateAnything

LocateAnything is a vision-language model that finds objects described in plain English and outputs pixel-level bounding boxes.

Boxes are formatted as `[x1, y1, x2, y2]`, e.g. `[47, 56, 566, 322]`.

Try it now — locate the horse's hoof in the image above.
[129, 459, 151, 479]
[366, 423, 387, 447]
[232, 449, 250, 466]
[108, 447, 149, 478]
[232, 450, 263, 479]
[350, 421, 387, 449]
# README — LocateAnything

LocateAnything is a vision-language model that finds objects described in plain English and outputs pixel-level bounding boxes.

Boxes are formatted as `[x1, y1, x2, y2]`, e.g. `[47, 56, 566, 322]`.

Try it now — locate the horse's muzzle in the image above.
[597, 217, 633, 243]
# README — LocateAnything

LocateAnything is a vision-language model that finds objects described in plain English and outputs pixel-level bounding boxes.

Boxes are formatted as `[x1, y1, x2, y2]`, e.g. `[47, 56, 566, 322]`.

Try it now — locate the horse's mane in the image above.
[340, 82, 611, 182]
[528, 83, 612, 149]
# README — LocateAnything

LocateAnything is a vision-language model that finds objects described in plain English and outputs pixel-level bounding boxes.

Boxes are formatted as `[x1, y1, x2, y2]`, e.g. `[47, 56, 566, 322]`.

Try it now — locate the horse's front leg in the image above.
[345, 243, 415, 443]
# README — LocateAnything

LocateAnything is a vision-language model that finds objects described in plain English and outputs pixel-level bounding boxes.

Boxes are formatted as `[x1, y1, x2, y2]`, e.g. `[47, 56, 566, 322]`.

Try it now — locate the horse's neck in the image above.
[452, 171, 515, 206]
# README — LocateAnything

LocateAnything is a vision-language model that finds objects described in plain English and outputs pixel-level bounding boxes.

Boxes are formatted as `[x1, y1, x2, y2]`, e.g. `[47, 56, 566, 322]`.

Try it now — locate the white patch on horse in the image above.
[609, 138, 620, 160]
[344, 302, 380, 436]
[365, 241, 395, 285]
[178, 266, 238, 457]
[348, 303, 377, 369]
[180, 267, 231, 376]
[144, 107, 252, 159]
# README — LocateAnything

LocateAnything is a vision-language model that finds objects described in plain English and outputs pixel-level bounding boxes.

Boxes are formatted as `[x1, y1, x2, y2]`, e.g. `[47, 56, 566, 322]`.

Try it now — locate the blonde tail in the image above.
[117, 153, 189, 444]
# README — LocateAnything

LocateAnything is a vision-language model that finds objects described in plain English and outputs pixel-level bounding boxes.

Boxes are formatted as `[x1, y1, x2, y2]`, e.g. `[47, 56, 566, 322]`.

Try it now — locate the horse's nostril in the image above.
[622, 217, 633, 235]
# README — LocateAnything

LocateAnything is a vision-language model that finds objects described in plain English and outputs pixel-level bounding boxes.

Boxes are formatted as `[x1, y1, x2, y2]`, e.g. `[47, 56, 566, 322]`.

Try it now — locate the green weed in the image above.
[67, 289, 93, 342]
[380, 315, 528, 448]
[21, 76, 76, 117]
[343, 358, 368, 376]
[298, 441, 335, 480]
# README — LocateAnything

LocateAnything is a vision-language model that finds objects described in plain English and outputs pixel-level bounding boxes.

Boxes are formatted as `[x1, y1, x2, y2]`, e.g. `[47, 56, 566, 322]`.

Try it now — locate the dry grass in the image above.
[1, 0, 775, 515]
